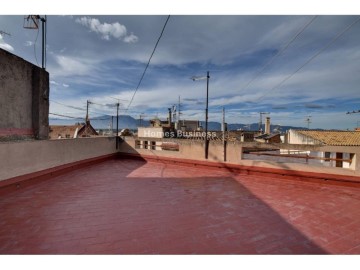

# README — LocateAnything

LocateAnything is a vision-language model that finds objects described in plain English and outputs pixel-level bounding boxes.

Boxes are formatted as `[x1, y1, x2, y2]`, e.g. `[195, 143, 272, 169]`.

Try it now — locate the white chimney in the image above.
[265, 117, 271, 134]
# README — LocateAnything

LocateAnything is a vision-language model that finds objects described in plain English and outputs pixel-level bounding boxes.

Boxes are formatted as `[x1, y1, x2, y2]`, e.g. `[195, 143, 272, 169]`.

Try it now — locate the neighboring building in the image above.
[49, 122, 98, 139]
[287, 129, 360, 146]
[0, 48, 49, 140]
[255, 133, 281, 143]
[287, 129, 360, 168]
[177, 120, 201, 132]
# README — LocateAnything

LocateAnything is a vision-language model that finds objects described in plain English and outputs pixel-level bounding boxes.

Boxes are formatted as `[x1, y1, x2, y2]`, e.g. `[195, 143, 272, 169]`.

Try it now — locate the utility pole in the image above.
[109, 97, 128, 149]
[40, 16, 46, 69]
[205, 71, 210, 159]
[178, 95, 181, 123]
[111, 116, 114, 135]
[86, 100, 91, 123]
[116, 102, 119, 149]
[222, 107, 226, 162]
[191, 71, 210, 159]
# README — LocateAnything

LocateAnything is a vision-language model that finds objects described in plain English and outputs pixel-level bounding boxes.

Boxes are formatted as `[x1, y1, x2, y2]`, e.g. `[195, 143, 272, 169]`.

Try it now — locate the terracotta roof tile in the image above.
[295, 130, 360, 146]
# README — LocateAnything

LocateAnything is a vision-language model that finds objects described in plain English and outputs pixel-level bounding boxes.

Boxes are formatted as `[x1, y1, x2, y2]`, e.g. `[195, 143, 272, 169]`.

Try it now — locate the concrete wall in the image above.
[0, 137, 117, 181]
[119, 137, 242, 164]
[288, 129, 321, 145]
[120, 137, 360, 172]
[0, 48, 49, 139]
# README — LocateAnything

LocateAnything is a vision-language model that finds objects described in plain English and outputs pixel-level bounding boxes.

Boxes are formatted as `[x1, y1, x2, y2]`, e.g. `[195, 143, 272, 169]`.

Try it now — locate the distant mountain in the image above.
[50, 115, 313, 132]
[201, 121, 311, 132]
[49, 115, 149, 130]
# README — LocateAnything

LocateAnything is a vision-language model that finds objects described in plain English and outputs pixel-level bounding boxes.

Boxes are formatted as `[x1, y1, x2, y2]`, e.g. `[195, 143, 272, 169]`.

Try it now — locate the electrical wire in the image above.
[209, 16, 318, 112]
[49, 112, 113, 121]
[257, 16, 360, 102]
[49, 113, 83, 119]
[33, 27, 39, 66]
[125, 15, 171, 113]
[239, 15, 318, 93]
[50, 99, 86, 111]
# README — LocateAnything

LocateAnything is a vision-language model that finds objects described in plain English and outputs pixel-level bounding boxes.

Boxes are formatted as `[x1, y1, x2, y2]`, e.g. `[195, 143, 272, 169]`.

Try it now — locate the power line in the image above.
[125, 15, 171, 113]
[49, 113, 83, 119]
[50, 99, 110, 116]
[210, 17, 318, 112]
[257, 16, 360, 102]
[50, 99, 86, 111]
[240, 15, 318, 93]
[49, 112, 113, 121]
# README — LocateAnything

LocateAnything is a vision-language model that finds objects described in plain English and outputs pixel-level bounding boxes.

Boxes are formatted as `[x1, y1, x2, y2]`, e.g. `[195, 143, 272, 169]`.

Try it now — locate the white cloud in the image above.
[124, 33, 138, 43]
[75, 17, 138, 43]
[50, 80, 59, 85]
[0, 34, 14, 52]
[62, 84, 69, 88]
[52, 55, 95, 77]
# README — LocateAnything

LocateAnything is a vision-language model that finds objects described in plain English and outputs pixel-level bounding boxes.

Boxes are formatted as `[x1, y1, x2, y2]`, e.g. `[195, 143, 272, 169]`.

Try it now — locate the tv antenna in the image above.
[23, 15, 47, 69]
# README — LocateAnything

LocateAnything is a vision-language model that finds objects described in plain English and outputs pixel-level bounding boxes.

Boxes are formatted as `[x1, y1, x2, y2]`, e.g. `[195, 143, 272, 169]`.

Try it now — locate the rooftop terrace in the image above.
[1, 156, 360, 254]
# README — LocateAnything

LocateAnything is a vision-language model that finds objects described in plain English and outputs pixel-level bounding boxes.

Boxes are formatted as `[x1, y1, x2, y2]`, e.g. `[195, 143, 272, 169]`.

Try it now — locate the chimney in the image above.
[168, 108, 172, 125]
[265, 117, 271, 134]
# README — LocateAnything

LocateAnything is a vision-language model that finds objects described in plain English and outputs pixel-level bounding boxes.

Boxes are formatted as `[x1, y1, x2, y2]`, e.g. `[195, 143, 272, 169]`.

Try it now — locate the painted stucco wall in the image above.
[0, 137, 117, 181]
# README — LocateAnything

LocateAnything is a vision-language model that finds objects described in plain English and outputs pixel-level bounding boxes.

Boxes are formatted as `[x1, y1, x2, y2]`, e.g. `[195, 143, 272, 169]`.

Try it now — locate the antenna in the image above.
[23, 15, 47, 69]
[305, 115, 312, 129]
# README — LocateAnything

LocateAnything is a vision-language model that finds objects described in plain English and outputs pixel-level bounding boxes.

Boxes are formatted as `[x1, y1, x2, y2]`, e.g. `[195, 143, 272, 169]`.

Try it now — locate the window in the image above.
[324, 152, 331, 162]
[151, 141, 156, 150]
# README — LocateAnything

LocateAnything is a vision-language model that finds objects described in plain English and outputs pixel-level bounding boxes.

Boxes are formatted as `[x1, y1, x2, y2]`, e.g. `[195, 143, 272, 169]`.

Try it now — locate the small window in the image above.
[65, 134, 70, 138]
[324, 152, 331, 162]
[151, 141, 156, 150]
[135, 140, 141, 149]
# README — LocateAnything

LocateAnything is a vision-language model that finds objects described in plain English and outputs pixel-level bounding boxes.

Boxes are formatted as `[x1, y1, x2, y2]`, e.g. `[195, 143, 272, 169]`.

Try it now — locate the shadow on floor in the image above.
[0, 158, 327, 254]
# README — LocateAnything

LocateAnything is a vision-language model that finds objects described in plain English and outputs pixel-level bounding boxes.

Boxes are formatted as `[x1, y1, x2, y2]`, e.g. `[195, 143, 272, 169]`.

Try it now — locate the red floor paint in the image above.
[0, 158, 359, 254]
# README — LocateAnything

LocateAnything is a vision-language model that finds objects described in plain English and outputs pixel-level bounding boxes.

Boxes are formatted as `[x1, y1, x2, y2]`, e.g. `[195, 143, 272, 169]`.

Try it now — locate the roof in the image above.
[2, 158, 360, 254]
[294, 130, 360, 146]
[49, 123, 98, 139]
[49, 125, 80, 139]
[255, 133, 280, 139]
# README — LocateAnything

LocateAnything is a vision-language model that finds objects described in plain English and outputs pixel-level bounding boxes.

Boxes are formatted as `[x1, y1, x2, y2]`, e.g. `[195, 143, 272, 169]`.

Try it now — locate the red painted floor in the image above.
[0, 158, 359, 254]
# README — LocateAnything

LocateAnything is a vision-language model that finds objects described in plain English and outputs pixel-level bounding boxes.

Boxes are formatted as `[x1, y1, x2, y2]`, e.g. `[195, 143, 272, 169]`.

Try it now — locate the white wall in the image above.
[0, 137, 117, 182]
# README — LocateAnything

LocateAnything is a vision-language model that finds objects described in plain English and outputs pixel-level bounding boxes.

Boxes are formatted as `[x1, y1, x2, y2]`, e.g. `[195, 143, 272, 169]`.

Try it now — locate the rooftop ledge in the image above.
[1, 137, 360, 254]
[1, 136, 360, 191]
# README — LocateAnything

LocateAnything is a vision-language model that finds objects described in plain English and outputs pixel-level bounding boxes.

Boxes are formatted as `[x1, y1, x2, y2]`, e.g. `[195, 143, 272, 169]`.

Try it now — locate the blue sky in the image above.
[1, 14, 360, 129]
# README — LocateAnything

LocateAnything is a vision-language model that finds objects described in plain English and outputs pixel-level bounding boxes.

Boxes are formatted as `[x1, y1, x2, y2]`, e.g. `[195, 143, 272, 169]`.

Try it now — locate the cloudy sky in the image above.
[1, 14, 360, 129]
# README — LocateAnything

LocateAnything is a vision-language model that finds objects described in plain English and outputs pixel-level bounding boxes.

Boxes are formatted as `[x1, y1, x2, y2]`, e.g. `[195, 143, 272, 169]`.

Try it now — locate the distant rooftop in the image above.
[294, 130, 360, 146]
